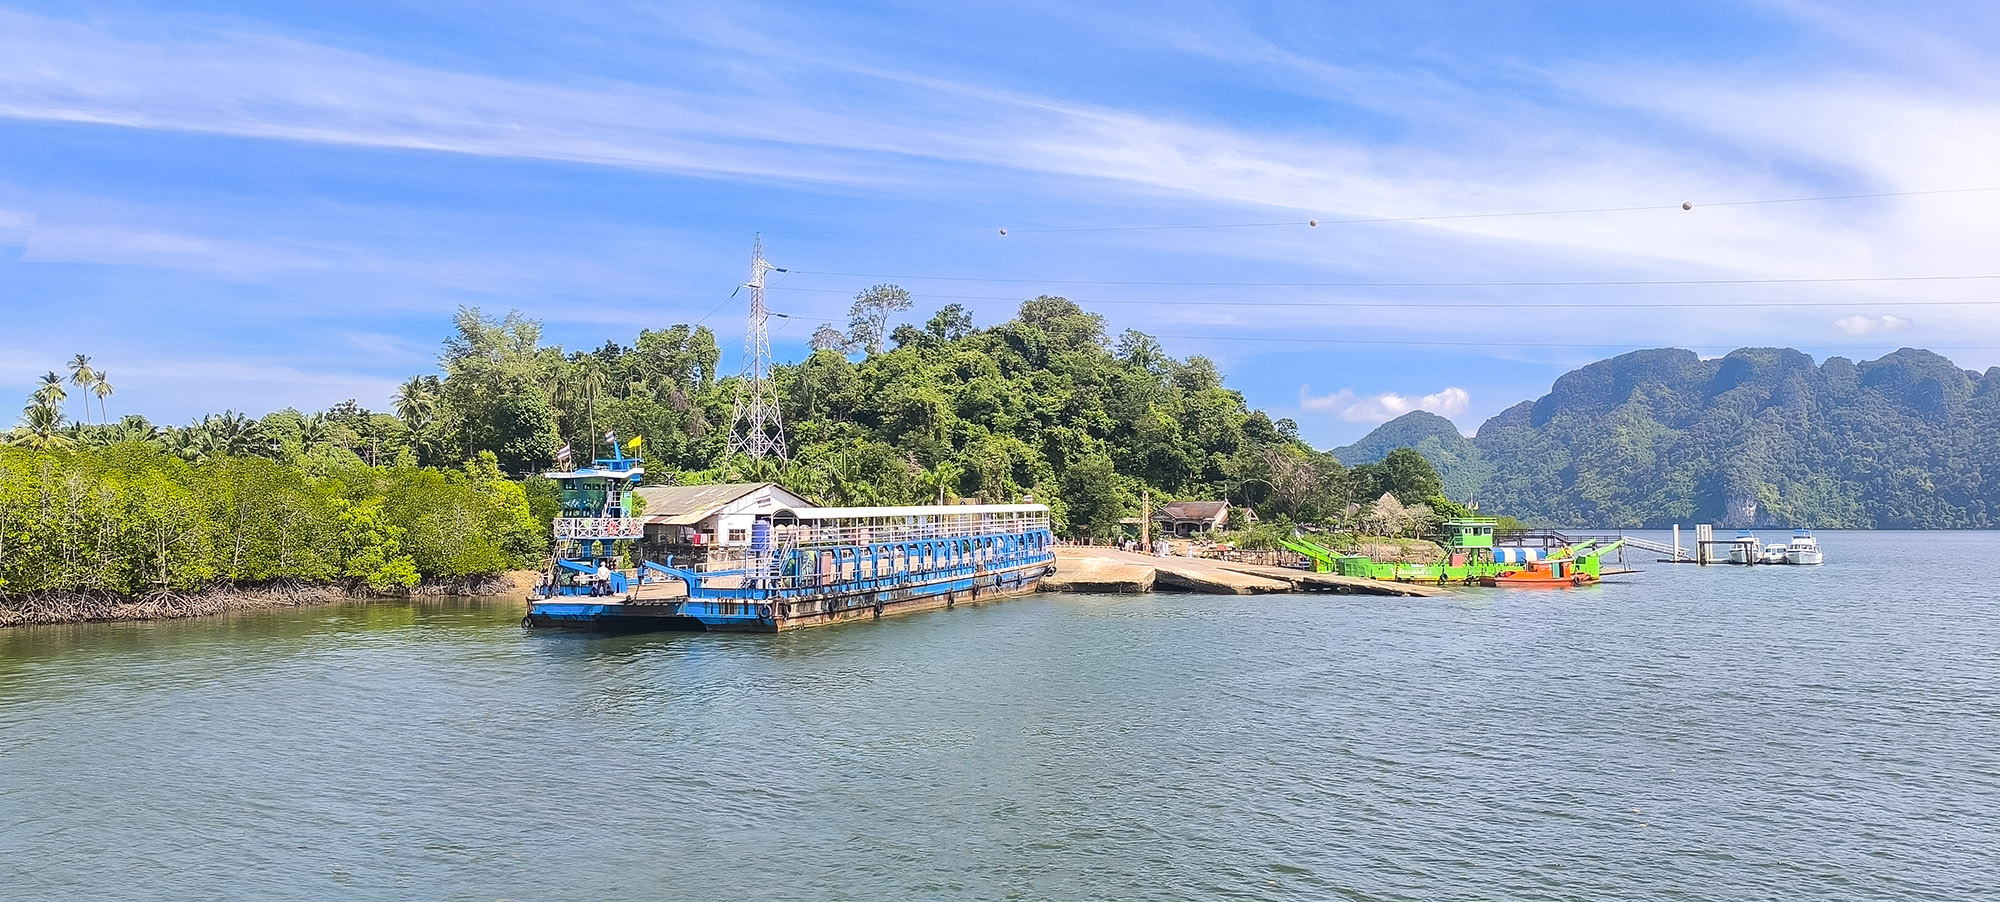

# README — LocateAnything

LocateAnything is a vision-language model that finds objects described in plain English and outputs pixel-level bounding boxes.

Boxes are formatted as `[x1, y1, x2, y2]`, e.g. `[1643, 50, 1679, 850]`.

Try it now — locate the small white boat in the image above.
[1727, 530, 1760, 564]
[1783, 529, 1823, 565]
[1759, 543, 1788, 564]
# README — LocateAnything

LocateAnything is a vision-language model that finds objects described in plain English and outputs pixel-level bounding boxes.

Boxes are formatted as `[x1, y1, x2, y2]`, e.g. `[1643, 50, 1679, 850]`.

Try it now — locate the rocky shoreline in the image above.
[0, 571, 539, 628]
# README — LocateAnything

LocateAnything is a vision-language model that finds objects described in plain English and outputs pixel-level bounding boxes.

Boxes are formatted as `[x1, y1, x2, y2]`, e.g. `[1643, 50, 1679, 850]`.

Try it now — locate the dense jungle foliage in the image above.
[397, 294, 1450, 537]
[7, 293, 1462, 602]
[0, 445, 541, 596]
[1335, 347, 2000, 528]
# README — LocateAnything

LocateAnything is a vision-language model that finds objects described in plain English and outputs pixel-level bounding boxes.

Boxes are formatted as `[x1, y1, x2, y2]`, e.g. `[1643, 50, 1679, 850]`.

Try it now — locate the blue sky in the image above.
[3, 0, 1999, 447]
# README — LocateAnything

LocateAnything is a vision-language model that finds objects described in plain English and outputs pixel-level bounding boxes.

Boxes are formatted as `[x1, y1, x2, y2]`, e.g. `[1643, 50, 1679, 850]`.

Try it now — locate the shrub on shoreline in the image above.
[0, 445, 542, 599]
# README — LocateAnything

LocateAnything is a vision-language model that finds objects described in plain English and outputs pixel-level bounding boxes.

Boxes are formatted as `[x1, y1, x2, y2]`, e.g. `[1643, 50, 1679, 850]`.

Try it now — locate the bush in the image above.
[0, 445, 544, 597]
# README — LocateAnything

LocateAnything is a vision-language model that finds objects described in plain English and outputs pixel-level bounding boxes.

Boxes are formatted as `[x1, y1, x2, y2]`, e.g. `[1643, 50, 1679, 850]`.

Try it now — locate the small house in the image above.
[634, 482, 816, 560]
[1154, 500, 1251, 537]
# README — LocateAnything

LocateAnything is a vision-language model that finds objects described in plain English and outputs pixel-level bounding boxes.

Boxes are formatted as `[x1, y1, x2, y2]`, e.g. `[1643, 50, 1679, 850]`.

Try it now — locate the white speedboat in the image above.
[1727, 530, 1760, 564]
[1783, 529, 1823, 565]
[1759, 543, 1788, 564]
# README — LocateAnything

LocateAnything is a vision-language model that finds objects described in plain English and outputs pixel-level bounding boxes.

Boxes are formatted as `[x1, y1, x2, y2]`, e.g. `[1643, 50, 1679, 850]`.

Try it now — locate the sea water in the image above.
[2, 531, 1995, 900]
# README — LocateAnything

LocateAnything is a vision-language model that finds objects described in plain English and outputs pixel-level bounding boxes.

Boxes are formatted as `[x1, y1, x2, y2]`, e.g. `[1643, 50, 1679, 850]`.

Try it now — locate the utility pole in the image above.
[727, 234, 790, 461]
[1141, 489, 1151, 552]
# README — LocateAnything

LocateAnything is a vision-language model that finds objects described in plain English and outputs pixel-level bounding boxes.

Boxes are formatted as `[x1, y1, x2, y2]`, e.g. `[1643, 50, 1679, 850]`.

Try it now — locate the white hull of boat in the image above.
[1785, 551, 1823, 565]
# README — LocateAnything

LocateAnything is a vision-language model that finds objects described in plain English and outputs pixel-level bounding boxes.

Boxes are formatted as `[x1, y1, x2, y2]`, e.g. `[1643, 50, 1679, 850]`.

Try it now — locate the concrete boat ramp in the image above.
[1046, 547, 1450, 598]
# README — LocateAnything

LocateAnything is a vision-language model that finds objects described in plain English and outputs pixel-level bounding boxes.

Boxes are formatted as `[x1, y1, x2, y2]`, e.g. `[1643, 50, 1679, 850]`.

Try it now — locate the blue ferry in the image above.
[526, 456, 1057, 631]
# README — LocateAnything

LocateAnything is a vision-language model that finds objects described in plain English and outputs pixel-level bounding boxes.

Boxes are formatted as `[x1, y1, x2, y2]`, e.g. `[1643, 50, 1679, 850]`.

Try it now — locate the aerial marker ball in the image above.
[1682, 201, 1693, 211]
[1308, 219, 1319, 226]
[998, 228, 1008, 235]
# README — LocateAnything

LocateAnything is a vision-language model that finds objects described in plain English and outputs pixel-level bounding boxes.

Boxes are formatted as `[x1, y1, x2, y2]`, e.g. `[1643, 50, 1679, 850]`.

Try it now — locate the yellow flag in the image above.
[625, 436, 643, 450]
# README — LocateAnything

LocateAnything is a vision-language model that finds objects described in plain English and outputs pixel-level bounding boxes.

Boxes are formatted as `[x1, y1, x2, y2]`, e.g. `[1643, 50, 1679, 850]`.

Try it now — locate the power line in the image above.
[760, 185, 2000, 236]
[785, 271, 2000, 288]
[695, 256, 793, 328]
[766, 285, 2000, 310]
[662, 238, 753, 321]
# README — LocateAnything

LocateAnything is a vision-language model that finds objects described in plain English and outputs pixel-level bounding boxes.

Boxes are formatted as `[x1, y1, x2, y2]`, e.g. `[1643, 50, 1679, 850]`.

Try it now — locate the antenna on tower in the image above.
[727, 234, 789, 461]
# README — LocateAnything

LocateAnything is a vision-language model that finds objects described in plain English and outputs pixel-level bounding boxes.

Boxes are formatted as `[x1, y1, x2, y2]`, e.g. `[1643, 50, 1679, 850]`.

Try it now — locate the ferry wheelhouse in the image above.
[528, 500, 1057, 632]
[533, 443, 647, 601]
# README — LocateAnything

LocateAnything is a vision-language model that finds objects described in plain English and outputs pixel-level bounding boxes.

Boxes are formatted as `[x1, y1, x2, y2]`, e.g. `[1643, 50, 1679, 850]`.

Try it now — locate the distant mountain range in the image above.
[1329, 347, 2000, 528]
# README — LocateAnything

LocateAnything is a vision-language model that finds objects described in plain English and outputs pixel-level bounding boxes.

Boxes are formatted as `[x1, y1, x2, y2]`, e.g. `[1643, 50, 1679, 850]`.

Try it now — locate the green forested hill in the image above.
[21, 293, 1995, 562]
[1341, 346, 2000, 528]
[8, 295, 1442, 569]
[1329, 410, 1492, 501]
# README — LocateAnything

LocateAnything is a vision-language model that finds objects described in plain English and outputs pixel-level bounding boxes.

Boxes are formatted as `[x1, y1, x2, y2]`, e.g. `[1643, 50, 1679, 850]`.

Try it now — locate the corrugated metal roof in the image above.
[1158, 501, 1230, 520]
[634, 483, 810, 527]
[782, 503, 1048, 520]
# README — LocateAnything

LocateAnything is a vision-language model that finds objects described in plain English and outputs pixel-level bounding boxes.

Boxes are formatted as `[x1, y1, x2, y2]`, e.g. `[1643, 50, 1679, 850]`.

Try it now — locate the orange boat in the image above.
[1483, 557, 1596, 588]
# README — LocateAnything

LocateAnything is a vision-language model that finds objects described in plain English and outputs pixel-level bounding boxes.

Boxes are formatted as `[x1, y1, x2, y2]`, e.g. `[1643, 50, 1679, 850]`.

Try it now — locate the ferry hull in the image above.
[527, 559, 1054, 632]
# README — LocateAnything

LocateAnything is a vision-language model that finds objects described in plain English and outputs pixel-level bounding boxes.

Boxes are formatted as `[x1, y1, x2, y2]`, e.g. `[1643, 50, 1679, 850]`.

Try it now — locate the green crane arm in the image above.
[1277, 536, 1338, 572]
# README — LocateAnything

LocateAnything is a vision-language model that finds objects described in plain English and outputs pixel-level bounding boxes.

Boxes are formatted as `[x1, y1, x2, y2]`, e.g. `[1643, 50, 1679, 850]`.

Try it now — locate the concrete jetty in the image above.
[1048, 547, 1450, 598]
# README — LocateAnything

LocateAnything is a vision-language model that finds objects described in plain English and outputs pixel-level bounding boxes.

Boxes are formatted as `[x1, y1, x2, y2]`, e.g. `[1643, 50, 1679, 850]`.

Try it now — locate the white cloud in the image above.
[21, 224, 332, 275]
[3, 2, 2000, 398]
[3, 3, 1998, 309]
[1831, 313, 1913, 335]
[1301, 385, 1470, 423]
[0, 11, 891, 186]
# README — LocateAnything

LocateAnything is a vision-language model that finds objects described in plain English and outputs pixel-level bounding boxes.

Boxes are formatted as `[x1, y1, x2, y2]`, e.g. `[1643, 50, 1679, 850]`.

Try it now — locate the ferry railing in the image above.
[553, 517, 644, 540]
[656, 522, 1056, 596]
[773, 514, 1051, 549]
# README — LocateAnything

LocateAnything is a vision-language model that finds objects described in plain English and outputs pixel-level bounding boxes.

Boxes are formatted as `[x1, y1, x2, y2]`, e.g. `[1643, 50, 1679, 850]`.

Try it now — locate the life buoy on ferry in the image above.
[758, 604, 773, 619]
[1571, 575, 1585, 586]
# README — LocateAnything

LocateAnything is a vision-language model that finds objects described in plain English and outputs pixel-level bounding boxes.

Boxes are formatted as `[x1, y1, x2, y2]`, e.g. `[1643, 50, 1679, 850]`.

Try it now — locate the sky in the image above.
[2, 0, 1999, 448]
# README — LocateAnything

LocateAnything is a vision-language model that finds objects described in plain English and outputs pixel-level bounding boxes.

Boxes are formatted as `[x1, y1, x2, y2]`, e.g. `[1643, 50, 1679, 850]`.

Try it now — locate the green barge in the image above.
[1279, 519, 1625, 586]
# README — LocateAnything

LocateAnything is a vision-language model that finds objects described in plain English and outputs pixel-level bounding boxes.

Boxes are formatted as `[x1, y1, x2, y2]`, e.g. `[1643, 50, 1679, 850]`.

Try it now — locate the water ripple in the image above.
[2, 532, 1997, 900]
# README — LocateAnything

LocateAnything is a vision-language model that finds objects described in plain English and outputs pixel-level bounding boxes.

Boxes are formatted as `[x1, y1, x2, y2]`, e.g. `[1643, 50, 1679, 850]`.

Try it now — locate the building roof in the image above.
[1157, 500, 1230, 521]
[778, 503, 1048, 520]
[634, 482, 811, 527]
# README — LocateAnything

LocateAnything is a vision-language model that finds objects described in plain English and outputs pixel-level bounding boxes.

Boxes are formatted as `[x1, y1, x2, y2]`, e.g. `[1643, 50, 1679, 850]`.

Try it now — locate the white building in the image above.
[634, 482, 816, 550]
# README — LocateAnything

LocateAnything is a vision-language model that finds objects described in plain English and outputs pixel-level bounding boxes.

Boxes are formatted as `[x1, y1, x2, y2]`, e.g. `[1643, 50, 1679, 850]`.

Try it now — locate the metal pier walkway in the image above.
[1505, 530, 1684, 560]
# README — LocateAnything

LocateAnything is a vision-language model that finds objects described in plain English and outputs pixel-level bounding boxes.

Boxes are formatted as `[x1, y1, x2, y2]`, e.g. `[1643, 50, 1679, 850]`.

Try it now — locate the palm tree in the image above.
[180, 411, 262, 461]
[33, 372, 66, 411]
[212, 411, 262, 457]
[91, 372, 113, 426]
[298, 413, 330, 451]
[394, 376, 437, 425]
[9, 401, 73, 449]
[93, 415, 159, 447]
[66, 355, 95, 424]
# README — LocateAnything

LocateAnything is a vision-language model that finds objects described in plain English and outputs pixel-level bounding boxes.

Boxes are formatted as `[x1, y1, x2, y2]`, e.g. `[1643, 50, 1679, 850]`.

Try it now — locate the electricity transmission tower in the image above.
[726, 234, 789, 461]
